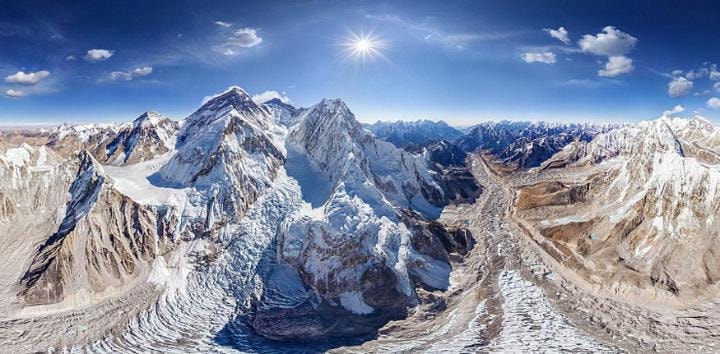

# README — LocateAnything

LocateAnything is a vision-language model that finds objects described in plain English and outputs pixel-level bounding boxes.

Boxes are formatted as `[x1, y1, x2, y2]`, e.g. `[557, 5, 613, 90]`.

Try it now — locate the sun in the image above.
[355, 38, 371, 52]
[343, 31, 385, 62]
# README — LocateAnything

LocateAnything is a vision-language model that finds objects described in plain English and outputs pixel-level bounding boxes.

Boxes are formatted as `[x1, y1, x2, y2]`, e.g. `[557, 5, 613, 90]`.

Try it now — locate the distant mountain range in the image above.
[364, 119, 464, 147]
[1, 86, 718, 352]
[366, 119, 613, 170]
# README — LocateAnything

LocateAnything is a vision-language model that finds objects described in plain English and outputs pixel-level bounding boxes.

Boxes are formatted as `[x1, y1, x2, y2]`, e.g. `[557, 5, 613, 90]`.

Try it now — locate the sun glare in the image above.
[343, 31, 385, 62]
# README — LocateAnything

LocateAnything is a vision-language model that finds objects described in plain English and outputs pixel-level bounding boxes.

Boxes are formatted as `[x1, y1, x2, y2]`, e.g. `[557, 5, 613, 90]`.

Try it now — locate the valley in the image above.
[0, 87, 719, 352]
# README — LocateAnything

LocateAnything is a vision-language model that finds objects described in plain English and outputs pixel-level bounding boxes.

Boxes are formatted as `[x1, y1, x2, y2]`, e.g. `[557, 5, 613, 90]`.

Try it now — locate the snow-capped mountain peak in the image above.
[195, 86, 269, 121]
[156, 85, 285, 223]
[132, 111, 165, 128]
[178, 86, 274, 148]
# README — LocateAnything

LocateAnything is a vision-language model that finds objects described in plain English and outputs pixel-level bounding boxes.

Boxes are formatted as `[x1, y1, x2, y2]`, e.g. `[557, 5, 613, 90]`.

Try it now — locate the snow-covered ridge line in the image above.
[365, 119, 464, 148]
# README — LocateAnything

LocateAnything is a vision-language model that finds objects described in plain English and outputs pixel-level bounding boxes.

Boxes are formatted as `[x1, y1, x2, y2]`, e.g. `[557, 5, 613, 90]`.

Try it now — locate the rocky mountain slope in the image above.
[46, 112, 180, 165]
[3, 87, 720, 352]
[254, 98, 479, 339]
[0, 86, 481, 351]
[154, 87, 285, 224]
[103, 112, 179, 165]
[20, 151, 177, 305]
[365, 119, 464, 148]
[515, 116, 720, 303]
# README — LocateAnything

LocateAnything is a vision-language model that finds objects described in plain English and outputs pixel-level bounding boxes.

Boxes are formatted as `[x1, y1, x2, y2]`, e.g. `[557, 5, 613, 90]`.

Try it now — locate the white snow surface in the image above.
[280, 98, 453, 305]
[11, 87, 466, 352]
[103, 153, 190, 209]
[338, 291, 375, 314]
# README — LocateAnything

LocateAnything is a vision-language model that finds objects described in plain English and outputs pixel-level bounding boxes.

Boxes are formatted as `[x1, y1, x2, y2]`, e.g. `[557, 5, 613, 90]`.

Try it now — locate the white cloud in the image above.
[252, 90, 291, 104]
[707, 97, 720, 109]
[662, 105, 685, 116]
[215, 21, 232, 27]
[715, 82, 720, 92]
[214, 27, 263, 55]
[671, 69, 684, 76]
[598, 56, 634, 77]
[4, 70, 50, 85]
[231, 28, 263, 47]
[65, 55, 76, 61]
[686, 68, 708, 80]
[578, 26, 638, 57]
[556, 78, 622, 88]
[711, 70, 720, 81]
[668, 77, 693, 98]
[522, 51, 556, 64]
[544, 27, 570, 45]
[85, 49, 114, 62]
[4, 89, 24, 98]
[109, 66, 153, 81]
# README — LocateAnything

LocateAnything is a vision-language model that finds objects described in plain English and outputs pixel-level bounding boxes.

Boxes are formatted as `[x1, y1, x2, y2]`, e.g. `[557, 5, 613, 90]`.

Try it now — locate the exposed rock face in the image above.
[496, 134, 585, 169]
[405, 140, 468, 167]
[45, 112, 180, 165]
[155, 87, 285, 223]
[407, 140, 483, 204]
[288, 99, 460, 209]
[102, 112, 179, 165]
[365, 119, 464, 148]
[0, 129, 52, 149]
[6, 89, 720, 351]
[46, 123, 123, 159]
[0, 144, 75, 311]
[19, 151, 177, 305]
[257, 99, 477, 340]
[515, 116, 720, 300]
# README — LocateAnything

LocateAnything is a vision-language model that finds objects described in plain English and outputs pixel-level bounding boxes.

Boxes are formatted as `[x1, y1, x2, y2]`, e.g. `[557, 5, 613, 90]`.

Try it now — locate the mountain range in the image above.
[364, 119, 464, 148]
[0, 85, 718, 352]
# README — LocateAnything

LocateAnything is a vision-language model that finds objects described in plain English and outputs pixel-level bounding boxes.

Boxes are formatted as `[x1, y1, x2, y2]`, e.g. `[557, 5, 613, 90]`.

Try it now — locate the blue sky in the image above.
[2, 0, 720, 125]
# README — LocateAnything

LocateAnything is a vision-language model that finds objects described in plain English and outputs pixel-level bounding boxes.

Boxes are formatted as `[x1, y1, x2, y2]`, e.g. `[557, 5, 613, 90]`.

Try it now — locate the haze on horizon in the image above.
[2, 0, 720, 125]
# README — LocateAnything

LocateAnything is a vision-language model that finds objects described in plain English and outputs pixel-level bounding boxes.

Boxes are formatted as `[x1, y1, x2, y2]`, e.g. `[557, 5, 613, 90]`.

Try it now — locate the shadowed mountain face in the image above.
[263, 98, 302, 127]
[0, 86, 479, 351]
[252, 98, 478, 339]
[2, 85, 720, 353]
